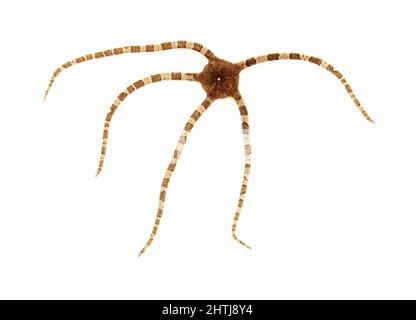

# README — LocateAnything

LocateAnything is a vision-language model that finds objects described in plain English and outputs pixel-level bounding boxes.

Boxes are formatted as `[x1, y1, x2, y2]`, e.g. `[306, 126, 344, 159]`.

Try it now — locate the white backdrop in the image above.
[1, 0, 416, 299]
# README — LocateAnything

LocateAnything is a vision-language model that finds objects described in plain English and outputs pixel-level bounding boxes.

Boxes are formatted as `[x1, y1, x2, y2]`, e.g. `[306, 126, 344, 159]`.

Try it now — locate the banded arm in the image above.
[239, 53, 374, 123]
[44, 40, 215, 99]
[96, 72, 197, 176]
[138, 97, 213, 257]
[232, 93, 252, 249]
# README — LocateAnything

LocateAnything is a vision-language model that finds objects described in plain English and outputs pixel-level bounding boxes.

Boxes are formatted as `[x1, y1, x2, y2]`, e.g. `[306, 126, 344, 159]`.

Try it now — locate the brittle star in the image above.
[44, 40, 374, 257]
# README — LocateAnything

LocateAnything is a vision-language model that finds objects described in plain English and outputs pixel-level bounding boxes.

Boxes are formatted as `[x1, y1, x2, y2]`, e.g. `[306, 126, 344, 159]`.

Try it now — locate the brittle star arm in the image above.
[96, 72, 197, 176]
[238, 53, 374, 123]
[138, 96, 213, 257]
[232, 92, 251, 249]
[44, 41, 215, 99]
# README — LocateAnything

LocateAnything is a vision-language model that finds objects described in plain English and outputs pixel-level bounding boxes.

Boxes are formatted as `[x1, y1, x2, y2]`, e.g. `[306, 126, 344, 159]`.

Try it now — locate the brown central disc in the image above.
[195, 58, 242, 99]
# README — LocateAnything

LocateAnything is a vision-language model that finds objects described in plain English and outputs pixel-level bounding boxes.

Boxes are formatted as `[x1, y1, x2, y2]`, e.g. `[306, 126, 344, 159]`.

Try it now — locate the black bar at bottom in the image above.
[1, 299, 406, 318]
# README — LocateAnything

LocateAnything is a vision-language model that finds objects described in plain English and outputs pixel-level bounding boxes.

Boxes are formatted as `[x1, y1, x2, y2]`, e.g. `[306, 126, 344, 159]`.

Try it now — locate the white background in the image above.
[1, 0, 415, 299]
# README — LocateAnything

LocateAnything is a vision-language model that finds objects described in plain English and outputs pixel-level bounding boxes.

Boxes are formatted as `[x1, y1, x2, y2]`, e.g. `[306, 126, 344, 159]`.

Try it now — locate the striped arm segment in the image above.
[44, 41, 215, 99]
[239, 53, 374, 123]
[138, 97, 213, 257]
[96, 72, 196, 177]
[232, 93, 252, 249]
